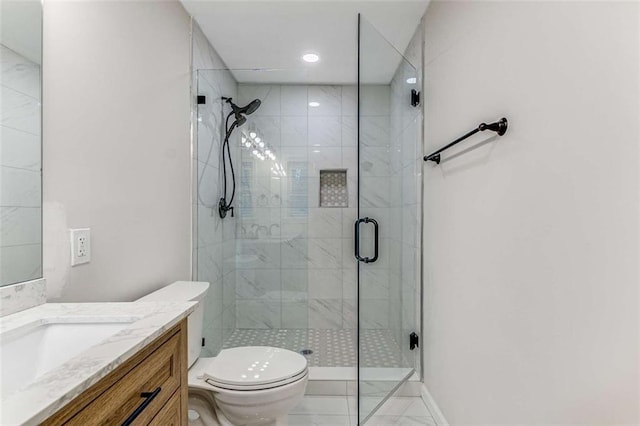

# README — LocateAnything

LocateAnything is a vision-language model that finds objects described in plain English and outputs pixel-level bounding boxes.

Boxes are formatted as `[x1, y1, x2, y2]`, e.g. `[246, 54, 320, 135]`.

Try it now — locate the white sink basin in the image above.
[0, 320, 136, 399]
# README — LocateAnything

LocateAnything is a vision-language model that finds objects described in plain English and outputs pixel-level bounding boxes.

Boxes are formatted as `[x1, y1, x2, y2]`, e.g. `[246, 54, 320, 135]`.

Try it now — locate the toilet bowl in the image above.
[138, 282, 308, 425]
[190, 348, 308, 425]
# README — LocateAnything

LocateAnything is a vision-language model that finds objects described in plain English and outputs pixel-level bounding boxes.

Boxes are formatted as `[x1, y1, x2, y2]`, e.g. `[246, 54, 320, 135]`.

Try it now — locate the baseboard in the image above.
[421, 384, 449, 426]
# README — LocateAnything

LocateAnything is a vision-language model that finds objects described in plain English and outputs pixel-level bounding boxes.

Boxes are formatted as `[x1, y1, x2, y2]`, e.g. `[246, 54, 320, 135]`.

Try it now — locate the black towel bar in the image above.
[424, 117, 508, 164]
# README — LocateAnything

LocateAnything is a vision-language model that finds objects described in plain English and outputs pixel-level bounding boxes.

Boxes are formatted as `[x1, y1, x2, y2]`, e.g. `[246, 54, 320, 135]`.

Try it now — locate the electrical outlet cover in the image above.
[70, 228, 91, 266]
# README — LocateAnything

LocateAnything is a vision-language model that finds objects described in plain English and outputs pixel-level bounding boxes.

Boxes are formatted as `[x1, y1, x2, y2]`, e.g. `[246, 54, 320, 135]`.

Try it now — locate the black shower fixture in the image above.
[219, 97, 262, 219]
[222, 97, 261, 127]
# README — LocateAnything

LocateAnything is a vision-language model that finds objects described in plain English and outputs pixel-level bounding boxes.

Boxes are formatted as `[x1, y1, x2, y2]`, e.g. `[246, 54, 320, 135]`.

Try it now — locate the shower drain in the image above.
[299, 349, 313, 356]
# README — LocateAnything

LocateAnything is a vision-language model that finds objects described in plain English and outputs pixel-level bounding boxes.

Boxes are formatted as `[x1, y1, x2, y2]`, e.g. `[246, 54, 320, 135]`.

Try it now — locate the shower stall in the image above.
[192, 15, 423, 423]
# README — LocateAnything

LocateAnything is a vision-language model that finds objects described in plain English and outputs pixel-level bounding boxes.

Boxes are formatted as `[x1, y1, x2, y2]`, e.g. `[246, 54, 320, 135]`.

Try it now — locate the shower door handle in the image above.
[354, 218, 365, 262]
[354, 217, 379, 263]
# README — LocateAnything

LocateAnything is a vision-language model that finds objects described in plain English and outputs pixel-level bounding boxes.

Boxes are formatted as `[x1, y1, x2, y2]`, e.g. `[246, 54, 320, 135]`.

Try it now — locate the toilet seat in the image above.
[201, 346, 308, 391]
[205, 369, 308, 391]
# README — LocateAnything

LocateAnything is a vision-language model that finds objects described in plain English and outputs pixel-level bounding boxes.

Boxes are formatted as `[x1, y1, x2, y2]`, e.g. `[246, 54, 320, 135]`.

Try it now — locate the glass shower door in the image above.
[357, 14, 423, 423]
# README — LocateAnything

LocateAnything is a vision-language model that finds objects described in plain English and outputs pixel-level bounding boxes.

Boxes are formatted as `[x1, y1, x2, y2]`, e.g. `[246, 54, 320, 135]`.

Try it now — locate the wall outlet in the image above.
[70, 228, 91, 266]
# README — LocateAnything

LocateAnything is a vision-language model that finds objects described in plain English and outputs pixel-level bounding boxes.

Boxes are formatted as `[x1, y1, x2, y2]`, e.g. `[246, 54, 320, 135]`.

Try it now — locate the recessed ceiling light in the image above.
[308, 101, 320, 107]
[406, 77, 417, 84]
[302, 53, 320, 63]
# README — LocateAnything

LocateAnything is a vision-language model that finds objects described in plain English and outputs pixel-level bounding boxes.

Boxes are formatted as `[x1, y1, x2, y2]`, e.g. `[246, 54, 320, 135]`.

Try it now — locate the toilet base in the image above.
[188, 390, 220, 426]
[187, 355, 307, 426]
[188, 373, 307, 426]
[215, 409, 288, 426]
[210, 372, 307, 426]
[188, 392, 290, 426]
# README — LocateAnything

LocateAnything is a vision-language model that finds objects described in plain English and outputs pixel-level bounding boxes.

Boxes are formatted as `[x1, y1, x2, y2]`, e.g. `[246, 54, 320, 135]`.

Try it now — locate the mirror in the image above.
[0, 0, 43, 286]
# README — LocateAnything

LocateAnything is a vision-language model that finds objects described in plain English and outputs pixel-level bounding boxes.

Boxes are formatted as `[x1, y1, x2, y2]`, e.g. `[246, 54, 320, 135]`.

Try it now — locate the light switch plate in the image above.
[70, 228, 91, 266]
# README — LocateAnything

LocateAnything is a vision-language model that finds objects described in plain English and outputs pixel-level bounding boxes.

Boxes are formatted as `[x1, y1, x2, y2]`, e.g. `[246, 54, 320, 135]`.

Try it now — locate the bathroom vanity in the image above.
[43, 320, 187, 425]
[0, 301, 196, 425]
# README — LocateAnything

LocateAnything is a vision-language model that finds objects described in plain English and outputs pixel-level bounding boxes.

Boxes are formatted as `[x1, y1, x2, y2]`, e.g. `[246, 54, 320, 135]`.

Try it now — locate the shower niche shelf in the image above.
[319, 169, 348, 208]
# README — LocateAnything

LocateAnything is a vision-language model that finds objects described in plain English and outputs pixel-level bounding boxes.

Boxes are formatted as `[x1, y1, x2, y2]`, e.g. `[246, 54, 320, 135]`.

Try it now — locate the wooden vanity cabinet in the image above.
[43, 319, 188, 426]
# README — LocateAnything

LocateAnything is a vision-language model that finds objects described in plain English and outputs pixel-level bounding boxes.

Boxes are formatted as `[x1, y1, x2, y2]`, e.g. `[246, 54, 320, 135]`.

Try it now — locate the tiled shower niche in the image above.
[319, 170, 348, 208]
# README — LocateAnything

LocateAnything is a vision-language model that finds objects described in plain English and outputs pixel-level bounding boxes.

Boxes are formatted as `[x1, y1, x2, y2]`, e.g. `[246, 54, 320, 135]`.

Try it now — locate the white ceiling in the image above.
[180, 0, 430, 84]
[1, 0, 42, 64]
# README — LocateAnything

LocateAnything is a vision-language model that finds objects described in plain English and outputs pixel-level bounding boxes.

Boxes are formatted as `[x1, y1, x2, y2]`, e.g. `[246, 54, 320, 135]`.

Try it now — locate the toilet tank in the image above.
[137, 281, 209, 368]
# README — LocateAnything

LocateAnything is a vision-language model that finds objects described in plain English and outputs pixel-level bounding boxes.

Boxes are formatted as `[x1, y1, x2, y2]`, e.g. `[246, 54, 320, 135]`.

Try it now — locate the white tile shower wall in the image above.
[0, 45, 42, 286]
[235, 84, 391, 331]
[192, 22, 238, 356]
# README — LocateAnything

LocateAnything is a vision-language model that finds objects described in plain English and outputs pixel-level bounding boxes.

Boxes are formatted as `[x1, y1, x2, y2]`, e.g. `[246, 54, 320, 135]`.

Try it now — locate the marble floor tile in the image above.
[290, 396, 349, 416]
[366, 415, 436, 426]
[288, 414, 352, 425]
[286, 395, 435, 425]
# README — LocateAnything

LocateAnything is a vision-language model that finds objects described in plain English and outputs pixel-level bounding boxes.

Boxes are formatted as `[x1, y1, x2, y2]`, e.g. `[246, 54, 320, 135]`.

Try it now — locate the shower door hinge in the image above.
[409, 332, 419, 351]
[411, 89, 420, 107]
[197, 95, 206, 105]
[202, 337, 205, 347]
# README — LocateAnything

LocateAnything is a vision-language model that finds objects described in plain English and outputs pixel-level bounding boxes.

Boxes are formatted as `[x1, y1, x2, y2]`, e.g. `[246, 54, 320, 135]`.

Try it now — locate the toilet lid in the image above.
[203, 346, 308, 389]
[205, 368, 308, 391]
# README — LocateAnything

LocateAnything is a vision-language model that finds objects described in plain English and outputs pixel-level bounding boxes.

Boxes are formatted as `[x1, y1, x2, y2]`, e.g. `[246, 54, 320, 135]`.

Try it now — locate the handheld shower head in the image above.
[223, 97, 261, 126]
[218, 96, 262, 219]
[243, 99, 261, 115]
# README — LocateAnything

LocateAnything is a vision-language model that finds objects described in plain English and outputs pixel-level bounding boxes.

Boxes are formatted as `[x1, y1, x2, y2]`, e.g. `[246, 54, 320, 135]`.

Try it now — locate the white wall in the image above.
[422, 1, 639, 424]
[43, 1, 192, 302]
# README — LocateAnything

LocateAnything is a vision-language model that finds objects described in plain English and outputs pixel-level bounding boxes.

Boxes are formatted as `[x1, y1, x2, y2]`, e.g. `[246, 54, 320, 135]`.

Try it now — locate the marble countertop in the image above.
[0, 301, 197, 425]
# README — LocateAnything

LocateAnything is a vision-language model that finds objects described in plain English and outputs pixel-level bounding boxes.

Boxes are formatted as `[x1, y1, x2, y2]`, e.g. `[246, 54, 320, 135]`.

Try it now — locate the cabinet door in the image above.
[149, 391, 182, 426]
[67, 332, 182, 425]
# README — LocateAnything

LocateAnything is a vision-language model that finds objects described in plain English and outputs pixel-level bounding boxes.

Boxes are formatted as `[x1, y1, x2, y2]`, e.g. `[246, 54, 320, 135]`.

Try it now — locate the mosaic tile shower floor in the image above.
[222, 329, 404, 367]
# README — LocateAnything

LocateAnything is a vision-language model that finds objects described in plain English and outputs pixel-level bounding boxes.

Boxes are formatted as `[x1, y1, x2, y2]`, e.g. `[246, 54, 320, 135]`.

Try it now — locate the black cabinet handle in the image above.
[354, 217, 379, 264]
[121, 387, 161, 426]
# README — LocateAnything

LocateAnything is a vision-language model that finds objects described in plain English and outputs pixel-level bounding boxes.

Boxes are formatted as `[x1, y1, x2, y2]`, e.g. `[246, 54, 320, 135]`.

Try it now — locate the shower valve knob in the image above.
[218, 198, 228, 219]
[218, 198, 234, 219]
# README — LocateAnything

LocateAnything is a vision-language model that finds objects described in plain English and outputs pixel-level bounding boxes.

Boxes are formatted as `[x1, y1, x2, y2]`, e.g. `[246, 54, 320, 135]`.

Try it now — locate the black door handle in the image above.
[121, 387, 161, 426]
[355, 218, 365, 262]
[354, 217, 379, 263]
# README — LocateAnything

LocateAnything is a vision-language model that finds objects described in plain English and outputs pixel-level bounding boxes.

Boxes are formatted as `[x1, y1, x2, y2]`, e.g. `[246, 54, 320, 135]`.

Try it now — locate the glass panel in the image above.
[0, 0, 43, 286]
[357, 15, 423, 423]
[193, 69, 359, 397]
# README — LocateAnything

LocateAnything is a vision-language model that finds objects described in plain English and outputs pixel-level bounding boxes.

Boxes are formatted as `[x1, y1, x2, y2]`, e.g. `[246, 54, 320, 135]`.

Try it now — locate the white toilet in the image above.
[137, 281, 308, 426]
